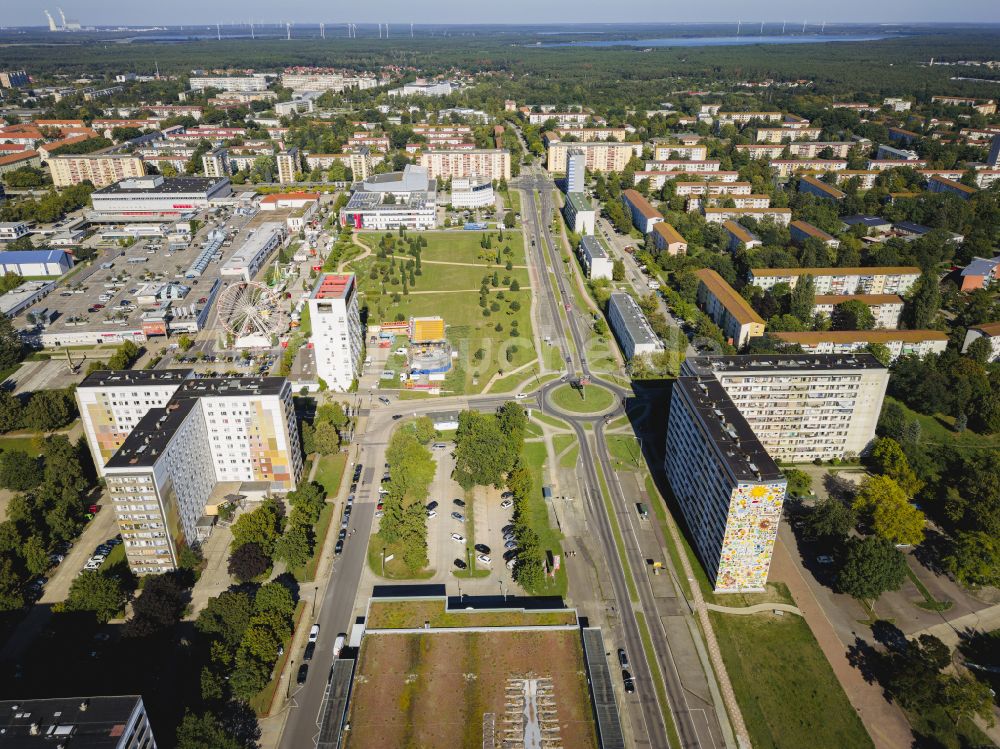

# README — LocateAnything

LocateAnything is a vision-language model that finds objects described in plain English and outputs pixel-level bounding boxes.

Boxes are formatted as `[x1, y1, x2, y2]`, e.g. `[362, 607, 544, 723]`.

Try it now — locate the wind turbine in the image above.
[250, 18, 254, 39]
[821, 20, 826, 33]
[216, 23, 221, 41]
[782, 20, 786, 34]
[760, 21, 764, 35]
[410, 23, 413, 38]
[385, 23, 389, 38]
[320, 22, 325, 39]
[286, 22, 291, 40]
[736, 19, 741, 36]
[802, 20, 807, 33]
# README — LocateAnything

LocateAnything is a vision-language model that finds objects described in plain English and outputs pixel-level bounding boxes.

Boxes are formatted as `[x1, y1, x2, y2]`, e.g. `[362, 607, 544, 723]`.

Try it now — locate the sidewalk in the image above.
[770, 538, 914, 749]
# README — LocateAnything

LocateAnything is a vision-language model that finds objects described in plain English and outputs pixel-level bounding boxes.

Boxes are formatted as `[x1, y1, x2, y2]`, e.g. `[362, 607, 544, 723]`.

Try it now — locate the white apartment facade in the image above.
[579, 235, 613, 280]
[49, 154, 146, 187]
[563, 192, 596, 235]
[812, 294, 904, 329]
[749, 266, 921, 295]
[547, 141, 640, 173]
[309, 274, 364, 391]
[773, 330, 949, 361]
[419, 149, 511, 180]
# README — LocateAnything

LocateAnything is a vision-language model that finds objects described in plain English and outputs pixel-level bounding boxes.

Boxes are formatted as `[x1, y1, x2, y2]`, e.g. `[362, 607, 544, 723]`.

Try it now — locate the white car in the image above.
[515, 392, 528, 400]
[451, 533, 465, 543]
[477, 555, 492, 565]
[309, 624, 320, 642]
[426, 510, 437, 519]
[500, 499, 514, 509]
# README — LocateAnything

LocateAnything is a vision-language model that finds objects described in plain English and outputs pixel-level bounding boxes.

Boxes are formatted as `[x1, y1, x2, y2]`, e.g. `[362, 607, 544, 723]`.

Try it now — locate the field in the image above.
[345, 629, 597, 749]
[350, 231, 536, 393]
[710, 610, 874, 749]
[367, 599, 577, 629]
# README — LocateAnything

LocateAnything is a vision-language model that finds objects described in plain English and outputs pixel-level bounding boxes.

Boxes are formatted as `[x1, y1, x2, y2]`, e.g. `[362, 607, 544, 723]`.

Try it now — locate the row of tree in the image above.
[374, 427, 436, 574]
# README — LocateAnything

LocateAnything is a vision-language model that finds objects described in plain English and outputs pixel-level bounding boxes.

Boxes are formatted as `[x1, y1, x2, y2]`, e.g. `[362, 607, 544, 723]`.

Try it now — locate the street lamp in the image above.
[312, 586, 318, 617]
[286, 658, 294, 699]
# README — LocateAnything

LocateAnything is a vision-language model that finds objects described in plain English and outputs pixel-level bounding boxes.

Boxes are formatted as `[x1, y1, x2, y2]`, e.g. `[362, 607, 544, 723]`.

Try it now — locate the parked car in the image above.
[474, 544, 491, 554]
[618, 648, 629, 668]
[622, 670, 635, 693]
[451, 534, 465, 543]
[296, 663, 309, 685]
[500, 499, 514, 509]
[309, 624, 320, 642]
[303, 642, 316, 661]
[454, 558, 467, 570]
[426, 501, 438, 511]
[451, 512, 464, 521]
[453, 498, 465, 507]
[476, 555, 492, 565]
[335, 540, 344, 555]
[426, 510, 437, 519]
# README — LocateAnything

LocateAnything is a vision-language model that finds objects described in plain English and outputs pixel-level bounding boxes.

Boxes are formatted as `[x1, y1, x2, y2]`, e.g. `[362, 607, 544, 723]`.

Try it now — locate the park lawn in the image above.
[883, 396, 1000, 452]
[552, 434, 577, 469]
[531, 411, 571, 430]
[353, 245, 536, 394]
[489, 363, 540, 394]
[710, 610, 873, 749]
[357, 229, 526, 266]
[313, 453, 347, 497]
[606, 434, 643, 472]
[519, 441, 567, 596]
[0, 435, 46, 455]
[550, 383, 616, 414]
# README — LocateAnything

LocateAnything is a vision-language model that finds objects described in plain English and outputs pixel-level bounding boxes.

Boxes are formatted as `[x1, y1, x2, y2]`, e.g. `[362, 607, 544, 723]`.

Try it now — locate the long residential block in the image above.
[694, 269, 765, 349]
[748, 266, 921, 295]
[772, 330, 948, 360]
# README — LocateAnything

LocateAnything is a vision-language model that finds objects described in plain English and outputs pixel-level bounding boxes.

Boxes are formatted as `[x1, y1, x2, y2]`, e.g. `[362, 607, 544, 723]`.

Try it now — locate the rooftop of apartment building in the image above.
[751, 265, 920, 277]
[79, 368, 194, 389]
[694, 268, 764, 326]
[674, 375, 783, 483]
[580, 235, 608, 259]
[565, 192, 593, 212]
[621, 189, 662, 219]
[682, 353, 887, 378]
[608, 292, 660, 347]
[312, 273, 355, 300]
[0, 695, 147, 748]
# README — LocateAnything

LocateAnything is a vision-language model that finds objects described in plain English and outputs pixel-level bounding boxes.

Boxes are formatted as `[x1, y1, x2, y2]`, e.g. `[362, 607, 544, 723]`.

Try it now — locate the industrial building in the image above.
[309, 274, 364, 392]
[0, 249, 73, 277]
[78, 371, 302, 574]
[606, 292, 663, 360]
[219, 222, 286, 282]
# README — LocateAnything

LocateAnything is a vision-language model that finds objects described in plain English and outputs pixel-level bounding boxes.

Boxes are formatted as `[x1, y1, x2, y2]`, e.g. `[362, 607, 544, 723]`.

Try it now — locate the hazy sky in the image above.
[11, 1, 1000, 26]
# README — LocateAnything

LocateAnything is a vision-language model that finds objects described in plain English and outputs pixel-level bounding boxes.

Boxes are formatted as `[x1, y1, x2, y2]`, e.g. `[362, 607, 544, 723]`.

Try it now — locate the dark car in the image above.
[392, 414, 403, 420]
[426, 501, 438, 511]
[296, 663, 309, 685]
[618, 648, 629, 668]
[454, 559, 468, 570]
[303, 642, 316, 661]
[350, 483, 357, 493]
[502, 524, 515, 535]
[622, 670, 635, 693]
[338, 529, 347, 541]
[474, 544, 491, 554]
[453, 498, 466, 507]
[334, 540, 344, 555]
[451, 511, 464, 521]
[503, 549, 518, 562]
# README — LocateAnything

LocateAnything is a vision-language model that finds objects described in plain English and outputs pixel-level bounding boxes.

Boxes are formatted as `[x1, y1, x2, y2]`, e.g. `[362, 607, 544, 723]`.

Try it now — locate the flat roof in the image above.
[773, 330, 948, 344]
[682, 353, 886, 377]
[751, 265, 920, 277]
[0, 695, 145, 748]
[694, 268, 764, 326]
[580, 235, 608, 259]
[608, 292, 659, 346]
[312, 273, 355, 300]
[842, 215, 892, 227]
[675, 375, 783, 483]
[565, 192, 593, 212]
[79, 368, 193, 389]
[94, 177, 228, 196]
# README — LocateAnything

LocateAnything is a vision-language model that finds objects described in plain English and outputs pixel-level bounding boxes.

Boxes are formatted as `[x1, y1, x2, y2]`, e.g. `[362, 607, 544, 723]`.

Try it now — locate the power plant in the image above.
[44, 8, 83, 31]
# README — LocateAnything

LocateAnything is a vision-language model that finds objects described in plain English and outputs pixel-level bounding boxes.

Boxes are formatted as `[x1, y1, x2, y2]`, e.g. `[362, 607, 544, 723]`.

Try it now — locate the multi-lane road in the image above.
[276, 164, 726, 749]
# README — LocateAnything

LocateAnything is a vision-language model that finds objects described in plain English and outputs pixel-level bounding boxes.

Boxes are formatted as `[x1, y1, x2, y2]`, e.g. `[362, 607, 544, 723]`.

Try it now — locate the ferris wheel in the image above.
[217, 282, 287, 341]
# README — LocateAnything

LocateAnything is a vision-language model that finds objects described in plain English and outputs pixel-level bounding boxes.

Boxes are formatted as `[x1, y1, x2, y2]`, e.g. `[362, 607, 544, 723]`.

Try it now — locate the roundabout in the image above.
[546, 382, 618, 415]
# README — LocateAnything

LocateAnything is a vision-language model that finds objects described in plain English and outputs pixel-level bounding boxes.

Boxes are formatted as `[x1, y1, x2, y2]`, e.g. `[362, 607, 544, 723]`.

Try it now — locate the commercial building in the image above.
[276, 148, 299, 185]
[419, 149, 511, 181]
[449, 177, 494, 208]
[772, 330, 949, 360]
[89, 176, 232, 221]
[812, 294, 904, 329]
[219, 222, 286, 282]
[607, 292, 663, 360]
[621, 189, 662, 234]
[546, 141, 639, 174]
[578, 235, 613, 280]
[0, 280, 56, 318]
[562, 192, 596, 235]
[789, 219, 839, 248]
[48, 154, 146, 188]
[665, 375, 786, 593]
[80, 371, 302, 574]
[962, 322, 1000, 362]
[309, 274, 363, 392]
[748, 266, 921, 295]
[685, 353, 888, 461]
[340, 165, 437, 231]
[566, 148, 586, 193]
[798, 174, 846, 201]
[876, 143, 920, 161]
[0, 222, 31, 242]
[959, 255, 1000, 291]
[0, 695, 157, 748]
[189, 74, 270, 92]
[0, 249, 73, 277]
[694, 269, 765, 349]
[651, 222, 687, 256]
[389, 80, 454, 97]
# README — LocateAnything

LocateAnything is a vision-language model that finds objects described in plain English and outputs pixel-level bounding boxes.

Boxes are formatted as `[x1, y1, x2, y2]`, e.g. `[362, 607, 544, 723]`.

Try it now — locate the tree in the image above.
[177, 334, 195, 352]
[227, 542, 270, 582]
[869, 437, 923, 496]
[788, 275, 815, 322]
[176, 711, 244, 749]
[196, 590, 253, 648]
[837, 536, 908, 601]
[313, 421, 340, 455]
[853, 475, 926, 546]
[22, 390, 75, 432]
[0, 314, 24, 371]
[946, 531, 1000, 588]
[0, 391, 21, 433]
[864, 342, 892, 366]
[504, 211, 515, 228]
[255, 581, 296, 617]
[832, 300, 875, 330]
[125, 574, 187, 637]
[783, 468, 812, 497]
[0, 556, 24, 611]
[410, 416, 436, 445]
[23, 535, 50, 576]
[230, 500, 282, 556]
[273, 524, 312, 569]
[62, 571, 128, 623]
[300, 422, 316, 455]
[806, 497, 856, 539]
[612, 259, 626, 281]
[940, 672, 995, 725]
[0, 449, 41, 491]
[906, 272, 940, 329]
[966, 336, 993, 364]
[454, 411, 518, 489]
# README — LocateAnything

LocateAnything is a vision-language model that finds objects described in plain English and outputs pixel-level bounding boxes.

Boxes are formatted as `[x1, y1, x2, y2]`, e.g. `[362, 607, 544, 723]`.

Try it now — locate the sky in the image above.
[9, 1, 1000, 27]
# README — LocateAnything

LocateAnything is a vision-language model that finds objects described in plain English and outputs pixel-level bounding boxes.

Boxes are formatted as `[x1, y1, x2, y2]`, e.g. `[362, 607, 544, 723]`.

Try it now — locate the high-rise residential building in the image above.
[0, 70, 29, 88]
[0, 695, 157, 748]
[77, 372, 302, 574]
[48, 154, 146, 188]
[546, 141, 639, 173]
[276, 147, 299, 184]
[418, 149, 511, 181]
[566, 148, 586, 192]
[189, 74, 270, 92]
[988, 134, 1000, 169]
[309, 274, 363, 392]
[665, 375, 787, 593]
[681, 354, 889, 462]
[202, 146, 230, 178]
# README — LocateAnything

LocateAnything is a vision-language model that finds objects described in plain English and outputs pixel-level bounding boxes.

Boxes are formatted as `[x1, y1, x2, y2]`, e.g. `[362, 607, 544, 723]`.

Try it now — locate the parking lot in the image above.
[39, 499, 120, 605]
[421, 445, 518, 584]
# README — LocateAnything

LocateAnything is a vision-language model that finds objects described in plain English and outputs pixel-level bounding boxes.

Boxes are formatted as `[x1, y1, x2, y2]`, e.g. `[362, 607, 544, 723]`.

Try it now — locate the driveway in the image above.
[41, 499, 119, 604]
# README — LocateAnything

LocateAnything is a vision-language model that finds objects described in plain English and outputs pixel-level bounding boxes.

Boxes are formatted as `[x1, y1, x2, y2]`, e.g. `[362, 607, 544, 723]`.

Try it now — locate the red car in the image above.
[376, 502, 384, 511]
[198, 297, 208, 304]
[93, 304, 105, 310]
[88, 504, 100, 514]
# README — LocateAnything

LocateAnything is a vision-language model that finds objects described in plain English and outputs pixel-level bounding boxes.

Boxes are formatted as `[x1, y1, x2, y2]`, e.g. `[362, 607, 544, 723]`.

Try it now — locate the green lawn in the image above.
[397, 229, 527, 266]
[710, 610, 873, 749]
[490, 364, 540, 393]
[313, 453, 347, 497]
[553, 434, 578, 469]
[549, 383, 616, 414]
[352, 231, 536, 394]
[606, 434, 643, 472]
[884, 396, 1000, 452]
[367, 599, 576, 629]
[531, 411, 571, 430]
[0, 435, 45, 455]
[519, 441, 567, 596]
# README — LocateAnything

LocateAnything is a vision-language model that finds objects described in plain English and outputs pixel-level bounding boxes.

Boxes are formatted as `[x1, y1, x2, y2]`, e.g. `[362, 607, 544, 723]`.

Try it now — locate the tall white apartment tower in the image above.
[202, 146, 230, 178]
[276, 147, 299, 184]
[988, 133, 1000, 168]
[309, 273, 363, 391]
[566, 147, 586, 193]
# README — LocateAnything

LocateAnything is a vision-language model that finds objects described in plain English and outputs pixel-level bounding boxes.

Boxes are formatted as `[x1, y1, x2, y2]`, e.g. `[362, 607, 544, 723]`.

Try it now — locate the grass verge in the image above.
[593, 458, 639, 603]
[520, 441, 567, 596]
[313, 452, 347, 497]
[635, 611, 682, 749]
[907, 567, 953, 612]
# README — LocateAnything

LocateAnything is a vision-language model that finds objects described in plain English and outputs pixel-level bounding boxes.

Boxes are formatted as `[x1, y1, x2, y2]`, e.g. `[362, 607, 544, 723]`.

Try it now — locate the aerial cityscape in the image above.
[0, 5, 999, 749]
